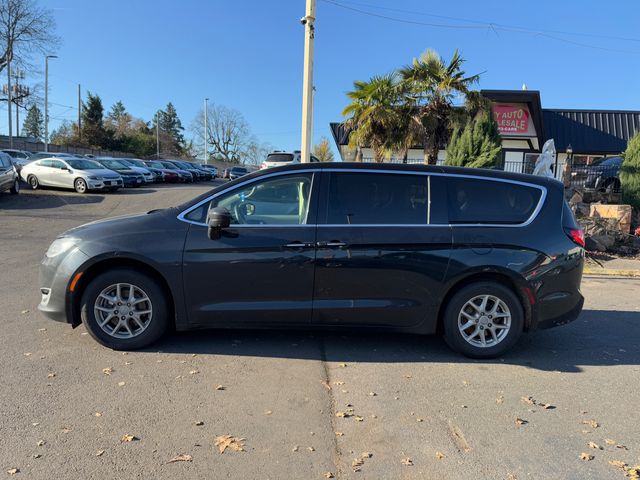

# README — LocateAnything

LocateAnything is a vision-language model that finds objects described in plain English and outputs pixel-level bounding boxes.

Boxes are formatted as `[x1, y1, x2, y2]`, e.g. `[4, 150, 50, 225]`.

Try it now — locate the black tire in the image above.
[28, 175, 39, 190]
[443, 282, 524, 359]
[80, 268, 170, 350]
[9, 178, 19, 194]
[74, 178, 88, 193]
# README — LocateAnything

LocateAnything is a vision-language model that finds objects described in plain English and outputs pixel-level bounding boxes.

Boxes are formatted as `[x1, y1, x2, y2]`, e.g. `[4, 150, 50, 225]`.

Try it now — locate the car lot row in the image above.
[0, 150, 254, 195]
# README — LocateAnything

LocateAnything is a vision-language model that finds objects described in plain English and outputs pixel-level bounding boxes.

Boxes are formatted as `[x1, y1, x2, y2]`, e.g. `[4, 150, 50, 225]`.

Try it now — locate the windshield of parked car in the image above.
[101, 160, 129, 169]
[66, 159, 103, 170]
[127, 159, 146, 167]
[145, 161, 163, 168]
[161, 162, 180, 169]
[266, 153, 294, 163]
[231, 167, 248, 173]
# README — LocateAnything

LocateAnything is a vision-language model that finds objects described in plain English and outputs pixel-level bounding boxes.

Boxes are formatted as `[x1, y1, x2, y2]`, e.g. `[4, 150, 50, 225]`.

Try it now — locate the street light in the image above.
[204, 98, 208, 164]
[299, 0, 316, 163]
[44, 55, 58, 152]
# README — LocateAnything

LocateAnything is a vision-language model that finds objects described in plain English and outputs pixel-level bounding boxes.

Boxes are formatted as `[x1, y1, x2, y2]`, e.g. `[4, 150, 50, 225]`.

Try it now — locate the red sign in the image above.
[493, 105, 529, 133]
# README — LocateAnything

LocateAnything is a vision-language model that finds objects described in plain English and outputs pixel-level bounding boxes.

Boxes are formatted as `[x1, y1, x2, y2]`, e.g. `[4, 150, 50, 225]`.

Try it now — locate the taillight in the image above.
[565, 228, 585, 247]
[260, 163, 267, 169]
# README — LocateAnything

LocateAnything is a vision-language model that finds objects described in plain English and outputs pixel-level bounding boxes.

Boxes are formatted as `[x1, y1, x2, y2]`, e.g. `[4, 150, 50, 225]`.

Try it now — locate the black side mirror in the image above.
[207, 207, 232, 240]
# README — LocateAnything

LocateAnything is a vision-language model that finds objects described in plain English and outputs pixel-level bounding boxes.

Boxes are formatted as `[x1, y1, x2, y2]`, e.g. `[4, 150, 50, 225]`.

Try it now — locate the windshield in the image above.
[266, 153, 294, 163]
[101, 160, 129, 169]
[67, 159, 102, 170]
[127, 159, 145, 167]
[162, 162, 179, 169]
[232, 167, 248, 173]
[147, 161, 164, 168]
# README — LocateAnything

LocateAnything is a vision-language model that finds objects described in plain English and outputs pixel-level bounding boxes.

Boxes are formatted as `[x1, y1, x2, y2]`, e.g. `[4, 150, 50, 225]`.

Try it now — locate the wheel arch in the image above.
[435, 270, 533, 334]
[69, 257, 176, 329]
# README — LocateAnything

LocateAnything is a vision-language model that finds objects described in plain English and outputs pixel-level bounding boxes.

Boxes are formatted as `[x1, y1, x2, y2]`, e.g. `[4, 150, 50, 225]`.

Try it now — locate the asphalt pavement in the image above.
[1, 183, 639, 479]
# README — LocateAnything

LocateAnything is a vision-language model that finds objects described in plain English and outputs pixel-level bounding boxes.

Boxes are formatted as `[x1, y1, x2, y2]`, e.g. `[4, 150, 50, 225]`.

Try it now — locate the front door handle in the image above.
[317, 241, 347, 248]
[284, 241, 314, 248]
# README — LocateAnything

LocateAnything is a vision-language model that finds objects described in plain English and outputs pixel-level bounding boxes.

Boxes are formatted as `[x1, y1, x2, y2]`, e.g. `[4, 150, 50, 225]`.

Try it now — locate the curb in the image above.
[583, 267, 640, 278]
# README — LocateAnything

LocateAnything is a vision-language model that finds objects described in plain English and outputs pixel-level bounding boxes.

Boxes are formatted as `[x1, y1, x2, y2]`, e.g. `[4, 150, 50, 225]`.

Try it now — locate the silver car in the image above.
[20, 158, 123, 193]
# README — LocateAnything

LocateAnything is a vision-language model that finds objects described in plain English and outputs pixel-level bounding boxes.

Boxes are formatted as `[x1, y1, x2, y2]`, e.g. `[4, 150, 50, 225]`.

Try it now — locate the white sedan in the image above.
[20, 157, 123, 193]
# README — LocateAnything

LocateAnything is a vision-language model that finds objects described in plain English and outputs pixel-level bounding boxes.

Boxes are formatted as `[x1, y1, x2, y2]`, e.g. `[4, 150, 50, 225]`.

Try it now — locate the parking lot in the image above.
[1, 184, 640, 479]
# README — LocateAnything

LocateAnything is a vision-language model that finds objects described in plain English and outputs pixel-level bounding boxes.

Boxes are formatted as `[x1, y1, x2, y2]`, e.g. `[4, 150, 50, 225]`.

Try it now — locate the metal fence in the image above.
[0, 136, 134, 158]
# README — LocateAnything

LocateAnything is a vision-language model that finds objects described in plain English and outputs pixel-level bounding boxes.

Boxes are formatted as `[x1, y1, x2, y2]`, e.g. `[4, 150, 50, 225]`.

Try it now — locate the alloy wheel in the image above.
[94, 283, 153, 339]
[75, 179, 87, 193]
[457, 294, 511, 348]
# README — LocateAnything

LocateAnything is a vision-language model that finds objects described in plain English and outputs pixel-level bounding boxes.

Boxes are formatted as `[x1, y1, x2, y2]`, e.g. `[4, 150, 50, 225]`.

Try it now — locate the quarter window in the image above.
[325, 172, 428, 225]
[446, 177, 542, 225]
[184, 173, 313, 225]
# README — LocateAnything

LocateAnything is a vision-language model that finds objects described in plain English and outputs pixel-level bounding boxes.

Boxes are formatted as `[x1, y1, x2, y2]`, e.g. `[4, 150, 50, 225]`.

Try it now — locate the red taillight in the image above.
[565, 228, 585, 247]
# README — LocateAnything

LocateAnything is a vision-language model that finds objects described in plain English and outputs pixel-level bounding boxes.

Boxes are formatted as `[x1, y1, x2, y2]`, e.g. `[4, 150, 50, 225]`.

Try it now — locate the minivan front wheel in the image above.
[80, 269, 169, 350]
[443, 282, 523, 358]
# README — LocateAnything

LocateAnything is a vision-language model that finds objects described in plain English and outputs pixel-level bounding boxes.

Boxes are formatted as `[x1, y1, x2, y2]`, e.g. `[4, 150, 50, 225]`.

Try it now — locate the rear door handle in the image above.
[317, 241, 347, 248]
[284, 241, 314, 248]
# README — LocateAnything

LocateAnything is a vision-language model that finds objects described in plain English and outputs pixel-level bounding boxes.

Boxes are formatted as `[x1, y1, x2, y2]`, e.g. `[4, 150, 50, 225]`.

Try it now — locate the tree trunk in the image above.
[355, 147, 363, 162]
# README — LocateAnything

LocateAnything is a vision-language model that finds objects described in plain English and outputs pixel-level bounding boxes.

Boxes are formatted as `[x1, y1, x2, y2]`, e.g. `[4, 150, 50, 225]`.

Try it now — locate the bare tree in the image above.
[241, 138, 273, 165]
[0, 0, 59, 74]
[192, 103, 253, 162]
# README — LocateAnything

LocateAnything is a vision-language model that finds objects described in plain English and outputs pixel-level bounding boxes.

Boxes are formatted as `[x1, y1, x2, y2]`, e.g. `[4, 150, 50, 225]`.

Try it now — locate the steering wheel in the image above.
[233, 202, 247, 224]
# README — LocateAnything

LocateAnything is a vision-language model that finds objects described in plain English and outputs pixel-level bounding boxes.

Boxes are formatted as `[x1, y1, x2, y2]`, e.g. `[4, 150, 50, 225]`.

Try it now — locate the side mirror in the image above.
[207, 207, 232, 240]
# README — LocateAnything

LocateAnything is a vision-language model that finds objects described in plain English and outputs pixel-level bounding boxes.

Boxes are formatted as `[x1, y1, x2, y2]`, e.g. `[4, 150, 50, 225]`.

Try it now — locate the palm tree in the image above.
[399, 49, 480, 165]
[342, 74, 408, 163]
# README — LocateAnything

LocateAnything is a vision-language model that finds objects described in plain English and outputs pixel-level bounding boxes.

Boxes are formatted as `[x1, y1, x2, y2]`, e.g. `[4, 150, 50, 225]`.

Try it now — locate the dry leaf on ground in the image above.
[214, 435, 245, 454]
[6, 468, 19, 475]
[515, 417, 528, 426]
[323, 473, 334, 479]
[605, 438, 616, 445]
[189, 370, 199, 375]
[194, 421, 204, 426]
[167, 454, 193, 463]
[321, 380, 331, 390]
[215, 385, 225, 390]
[352, 458, 364, 471]
[354, 416, 364, 422]
[582, 419, 599, 428]
[361, 452, 372, 458]
[307, 446, 315, 452]
[335, 411, 352, 418]
[120, 434, 138, 442]
[580, 452, 594, 461]
[117, 381, 125, 387]
[436, 451, 446, 459]
[335, 432, 344, 437]
[338, 363, 347, 368]
[102, 367, 114, 375]
[292, 446, 299, 452]
[94, 412, 103, 417]
[47, 372, 56, 378]
[96, 450, 105, 457]
[610, 460, 627, 469]
[588, 441, 602, 450]
[521, 396, 536, 405]
[36, 440, 45, 446]
[401, 457, 413, 466]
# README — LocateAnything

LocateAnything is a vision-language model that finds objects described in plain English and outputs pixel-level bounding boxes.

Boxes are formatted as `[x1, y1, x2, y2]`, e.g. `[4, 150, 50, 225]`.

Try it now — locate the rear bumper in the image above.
[535, 293, 584, 330]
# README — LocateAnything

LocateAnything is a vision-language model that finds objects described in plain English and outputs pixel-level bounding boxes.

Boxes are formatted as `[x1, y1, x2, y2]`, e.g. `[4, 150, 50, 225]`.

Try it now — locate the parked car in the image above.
[199, 164, 218, 178]
[158, 161, 194, 182]
[20, 158, 123, 193]
[182, 161, 213, 180]
[572, 156, 623, 193]
[93, 158, 144, 188]
[168, 160, 205, 181]
[260, 151, 321, 170]
[29, 152, 80, 162]
[0, 152, 19, 195]
[2, 149, 32, 173]
[37, 163, 584, 357]
[124, 159, 164, 182]
[143, 161, 180, 183]
[110, 158, 155, 183]
[229, 166, 248, 180]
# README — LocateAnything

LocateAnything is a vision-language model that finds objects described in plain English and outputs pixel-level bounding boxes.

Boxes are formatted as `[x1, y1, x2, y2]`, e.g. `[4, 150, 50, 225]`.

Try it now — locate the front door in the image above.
[182, 171, 319, 327]
[313, 171, 452, 329]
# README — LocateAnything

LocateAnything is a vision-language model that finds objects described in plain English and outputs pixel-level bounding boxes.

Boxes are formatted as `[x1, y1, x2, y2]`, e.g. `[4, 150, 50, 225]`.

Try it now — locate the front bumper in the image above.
[122, 176, 143, 187]
[88, 179, 123, 190]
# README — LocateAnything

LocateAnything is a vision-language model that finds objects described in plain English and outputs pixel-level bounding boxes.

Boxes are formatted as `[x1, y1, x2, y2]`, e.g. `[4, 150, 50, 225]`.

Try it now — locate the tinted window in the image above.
[266, 153, 294, 163]
[67, 159, 101, 170]
[39, 160, 54, 167]
[0, 154, 10, 167]
[447, 177, 542, 224]
[325, 172, 428, 225]
[184, 173, 313, 225]
[51, 160, 66, 169]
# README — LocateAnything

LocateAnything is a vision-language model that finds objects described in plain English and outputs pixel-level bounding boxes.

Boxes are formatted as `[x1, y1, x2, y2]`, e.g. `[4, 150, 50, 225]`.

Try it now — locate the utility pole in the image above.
[44, 55, 57, 152]
[7, 58, 12, 148]
[77, 83, 82, 141]
[299, 0, 316, 163]
[156, 111, 160, 159]
[204, 98, 208, 164]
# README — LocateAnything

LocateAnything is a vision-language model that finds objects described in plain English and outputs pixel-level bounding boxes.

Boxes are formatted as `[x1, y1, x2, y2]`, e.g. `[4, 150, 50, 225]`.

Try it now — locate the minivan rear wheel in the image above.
[80, 268, 169, 350]
[443, 282, 523, 358]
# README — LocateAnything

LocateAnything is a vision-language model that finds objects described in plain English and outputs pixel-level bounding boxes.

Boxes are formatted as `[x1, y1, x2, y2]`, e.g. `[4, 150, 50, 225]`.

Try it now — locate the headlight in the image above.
[46, 237, 79, 258]
[88, 176, 99, 180]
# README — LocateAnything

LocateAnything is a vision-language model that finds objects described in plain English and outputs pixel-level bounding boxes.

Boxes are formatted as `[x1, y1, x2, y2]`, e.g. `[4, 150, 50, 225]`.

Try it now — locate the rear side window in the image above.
[325, 172, 428, 225]
[446, 177, 542, 225]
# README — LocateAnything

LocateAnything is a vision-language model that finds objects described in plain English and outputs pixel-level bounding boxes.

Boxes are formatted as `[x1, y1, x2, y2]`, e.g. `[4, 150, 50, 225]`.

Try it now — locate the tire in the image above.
[10, 178, 19, 194]
[442, 281, 524, 359]
[80, 268, 170, 350]
[28, 175, 39, 190]
[74, 178, 88, 193]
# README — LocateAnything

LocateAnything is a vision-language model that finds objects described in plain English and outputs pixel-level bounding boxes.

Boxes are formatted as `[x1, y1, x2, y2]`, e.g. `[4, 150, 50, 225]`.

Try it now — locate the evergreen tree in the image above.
[107, 101, 126, 123]
[81, 92, 106, 148]
[445, 110, 502, 168]
[621, 132, 640, 208]
[22, 104, 44, 141]
[160, 102, 185, 153]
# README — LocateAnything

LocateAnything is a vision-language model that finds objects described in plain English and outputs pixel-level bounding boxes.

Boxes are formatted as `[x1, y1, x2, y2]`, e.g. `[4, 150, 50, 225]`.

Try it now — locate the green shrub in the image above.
[621, 132, 640, 208]
[445, 110, 501, 168]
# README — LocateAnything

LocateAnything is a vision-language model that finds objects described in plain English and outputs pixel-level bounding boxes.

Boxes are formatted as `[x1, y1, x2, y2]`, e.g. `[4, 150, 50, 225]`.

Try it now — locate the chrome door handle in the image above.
[317, 241, 347, 248]
[284, 241, 314, 248]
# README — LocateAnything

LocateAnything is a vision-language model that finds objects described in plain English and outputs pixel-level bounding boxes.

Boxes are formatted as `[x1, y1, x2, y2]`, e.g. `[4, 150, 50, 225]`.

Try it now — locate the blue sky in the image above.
[3, 0, 640, 156]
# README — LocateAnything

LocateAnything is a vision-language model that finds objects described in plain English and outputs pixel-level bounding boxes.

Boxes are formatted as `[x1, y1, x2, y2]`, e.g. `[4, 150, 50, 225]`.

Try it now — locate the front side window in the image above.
[39, 160, 54, 168]
[324, 172, 428, 225]
[447, 177, 542, 225]
[51, 160, 66, 169]
[184, 173, 313, 225]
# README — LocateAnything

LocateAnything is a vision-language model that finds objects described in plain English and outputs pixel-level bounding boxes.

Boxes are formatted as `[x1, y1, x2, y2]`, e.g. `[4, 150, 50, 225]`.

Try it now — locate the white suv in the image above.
[260, 151, 321, 170]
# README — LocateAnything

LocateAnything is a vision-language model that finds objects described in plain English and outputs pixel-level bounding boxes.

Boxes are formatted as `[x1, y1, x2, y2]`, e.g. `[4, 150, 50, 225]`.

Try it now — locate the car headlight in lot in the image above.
[88, 176, 99, 180]
[45, 237, 79, 258]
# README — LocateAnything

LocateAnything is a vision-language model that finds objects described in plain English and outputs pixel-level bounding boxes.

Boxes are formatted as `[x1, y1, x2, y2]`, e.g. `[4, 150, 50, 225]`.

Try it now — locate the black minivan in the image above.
[38, 163, 584, 358]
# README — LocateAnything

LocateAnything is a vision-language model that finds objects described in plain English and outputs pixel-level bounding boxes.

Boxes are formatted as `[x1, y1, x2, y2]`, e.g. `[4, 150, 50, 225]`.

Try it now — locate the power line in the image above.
[320, 0, 640, 55]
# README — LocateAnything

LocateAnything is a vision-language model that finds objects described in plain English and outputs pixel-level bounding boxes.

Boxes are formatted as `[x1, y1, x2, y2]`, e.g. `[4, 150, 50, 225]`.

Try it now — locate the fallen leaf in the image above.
[124, 361, 133, 365]
[333, 381, 345, 386]
[6, 468, 19, 475]
[496, 395, 504, 404]
[323, 473, 334, 479]
[95, 412, 103, 417]
[354, 416, 364, 422]
[292, 446, 299, 452]
[47, 372, 56, 378]
[33, 454, 41, 459]
[338, 363, 347, 368]
[401, 457, 413, 466]
[214, 435, 245, 454]
[118, 382, 125, 387]
[582, 419, 599, 428]
[189, 370, 199, 375]
[120, 434, 138, 442]
[515, 417, 528, 426]
[416, 418, 424, 422]
[167, 454, 193, 463]
[23, 352, 31, 356]
[610, 460, 627, 469]
[194, 421, 204, 426]
[102, 367, 114, 375]
[264, 410, 272, 415]
[215, 385, 225, 391]
[352, 457, 364, 471]
[21, 309, 29, 314]
[521, 396, 535, 405]
[368, 392, 377, 396]
[435, 451, 446, 459]
[580, 452, 594, 461]
[96, 450, 105, 457]
[335, 432, 344, 437]
[616, 444, 628, 450]
[321, 380, 331, 390]
[539, 403, 554, 410]
[307, 446, 315, 452]
[335, 411, 352, 418]
[61, 427, 71, 434]
[605, 439, 616, 445]
[588, 441, 602, 450]
[361, 452, 372, 458]
[36, 440, 45, 446]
